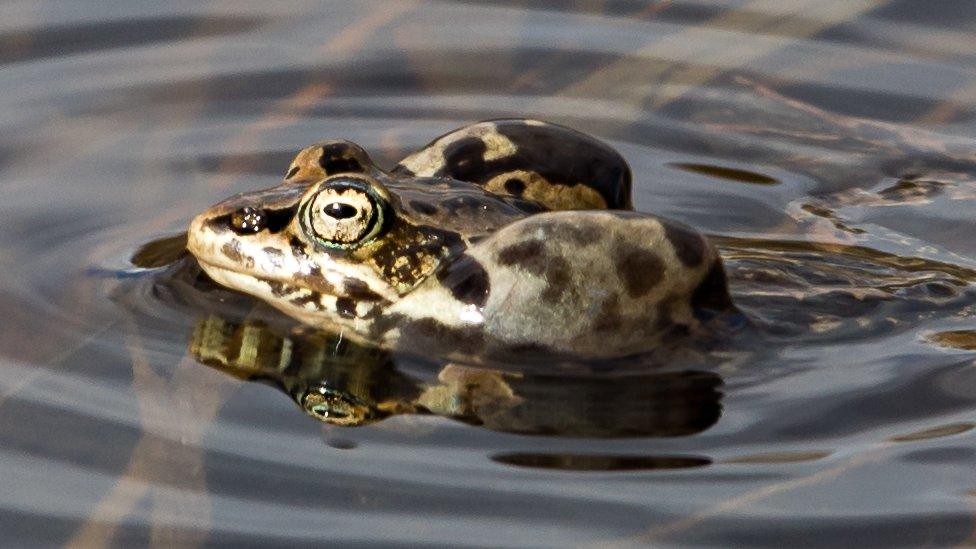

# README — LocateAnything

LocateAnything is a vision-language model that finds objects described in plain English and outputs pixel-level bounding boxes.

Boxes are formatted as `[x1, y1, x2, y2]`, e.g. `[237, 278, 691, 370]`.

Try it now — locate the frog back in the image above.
[393, 119, 633, 211]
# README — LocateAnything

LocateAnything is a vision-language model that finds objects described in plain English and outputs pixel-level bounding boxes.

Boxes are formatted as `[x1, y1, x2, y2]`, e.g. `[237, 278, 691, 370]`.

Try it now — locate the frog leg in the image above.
[393, 119, 633, 211]
[459, 210, 730, 357]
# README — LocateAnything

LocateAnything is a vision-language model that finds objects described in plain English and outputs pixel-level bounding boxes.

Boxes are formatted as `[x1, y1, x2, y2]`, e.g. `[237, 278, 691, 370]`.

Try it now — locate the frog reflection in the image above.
[189, 314, 723, 437]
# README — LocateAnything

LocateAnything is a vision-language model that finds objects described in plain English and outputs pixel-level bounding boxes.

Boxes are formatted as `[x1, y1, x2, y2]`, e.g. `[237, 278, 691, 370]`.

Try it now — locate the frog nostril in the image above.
[229, 206, 267, 234]
[323, 202, 359, 219]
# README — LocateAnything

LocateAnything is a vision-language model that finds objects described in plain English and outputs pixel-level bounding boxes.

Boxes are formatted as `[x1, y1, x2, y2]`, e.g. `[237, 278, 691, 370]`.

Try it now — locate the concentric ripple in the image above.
[1, 1, 976, 546]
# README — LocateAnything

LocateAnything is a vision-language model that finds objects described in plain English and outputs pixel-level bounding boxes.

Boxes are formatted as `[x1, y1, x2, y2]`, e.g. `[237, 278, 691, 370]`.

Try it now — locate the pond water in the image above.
[2, 1, 976, 546]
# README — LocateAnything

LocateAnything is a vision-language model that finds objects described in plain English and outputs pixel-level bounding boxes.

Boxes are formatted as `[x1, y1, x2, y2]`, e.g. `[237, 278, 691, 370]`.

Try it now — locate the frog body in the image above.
[187, 119, 733, 358]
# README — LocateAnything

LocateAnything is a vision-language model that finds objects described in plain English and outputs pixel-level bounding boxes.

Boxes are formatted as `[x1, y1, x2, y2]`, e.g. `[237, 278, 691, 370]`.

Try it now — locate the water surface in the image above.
[2, 1, 976, 546]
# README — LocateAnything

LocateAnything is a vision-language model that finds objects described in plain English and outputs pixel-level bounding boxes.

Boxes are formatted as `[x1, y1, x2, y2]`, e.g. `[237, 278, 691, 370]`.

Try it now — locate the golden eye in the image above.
[300, 178, 386, 248]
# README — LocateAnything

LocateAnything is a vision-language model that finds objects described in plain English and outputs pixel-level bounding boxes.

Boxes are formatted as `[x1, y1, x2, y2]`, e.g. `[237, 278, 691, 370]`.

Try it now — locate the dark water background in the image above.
[2, 1, 976, 546]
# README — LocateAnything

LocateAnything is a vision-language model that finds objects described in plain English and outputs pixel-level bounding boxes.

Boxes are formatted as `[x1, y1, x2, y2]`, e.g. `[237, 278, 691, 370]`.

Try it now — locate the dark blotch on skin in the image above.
[560, 222, 601, 246]
[263, 207, 296, 233]
[440, 137, 489, 182]
[262, 246, 284, 265]
[497, 239, 571, 302]
[319, 143, 364, 174]
[497, 240, 545, 269]
[289, 236, 309, 260]
[409, 200, 439, 216]
[221, 241, 244, 263]
[662, 220, 705, 268]
[343, 277, 383, 302]
[435, 122, 633, 209]
[615, 241, 664, 298]
[441, 194, 484, 213]
[504, 178, 526, 196]
[266, 280, 290, 298]
[290, 290, 322, 308]
[335, 297, 357, 318]
[205, 215, 231, 234]
[437, 254, 490, 308]
[540, 256, 572, 303]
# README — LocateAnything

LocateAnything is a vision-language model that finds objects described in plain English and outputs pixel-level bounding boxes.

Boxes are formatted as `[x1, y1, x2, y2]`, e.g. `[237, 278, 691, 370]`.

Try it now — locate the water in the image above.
[2, 1, 976, 546]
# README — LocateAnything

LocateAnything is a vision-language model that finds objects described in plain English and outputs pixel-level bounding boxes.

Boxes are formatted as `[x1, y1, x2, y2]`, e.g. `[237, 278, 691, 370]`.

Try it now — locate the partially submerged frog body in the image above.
[187, 119, 733, 358]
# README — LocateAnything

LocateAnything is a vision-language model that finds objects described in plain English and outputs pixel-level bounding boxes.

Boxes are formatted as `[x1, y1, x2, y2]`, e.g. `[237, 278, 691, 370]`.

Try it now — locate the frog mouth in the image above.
[194, 259, 306, 300]
[187, 218, 309, 297]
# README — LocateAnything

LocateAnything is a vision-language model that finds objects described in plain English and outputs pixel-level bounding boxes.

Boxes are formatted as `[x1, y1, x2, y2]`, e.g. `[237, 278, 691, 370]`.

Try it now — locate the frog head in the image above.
[186, 142, 478, 336]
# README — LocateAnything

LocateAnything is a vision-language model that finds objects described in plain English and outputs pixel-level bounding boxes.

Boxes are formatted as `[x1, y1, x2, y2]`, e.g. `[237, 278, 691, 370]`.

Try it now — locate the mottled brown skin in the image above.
[187, 119, 733, 358]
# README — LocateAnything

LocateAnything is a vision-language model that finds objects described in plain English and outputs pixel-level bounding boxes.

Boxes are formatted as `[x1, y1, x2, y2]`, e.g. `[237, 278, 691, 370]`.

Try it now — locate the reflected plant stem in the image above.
[0, 320, 119, 411]
[554, 0, 887, 111]
[66, 320, 238, 549]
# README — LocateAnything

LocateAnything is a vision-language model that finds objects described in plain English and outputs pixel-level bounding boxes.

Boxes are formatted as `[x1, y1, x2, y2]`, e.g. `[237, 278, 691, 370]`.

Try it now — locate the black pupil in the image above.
[323, 202, 358, 219]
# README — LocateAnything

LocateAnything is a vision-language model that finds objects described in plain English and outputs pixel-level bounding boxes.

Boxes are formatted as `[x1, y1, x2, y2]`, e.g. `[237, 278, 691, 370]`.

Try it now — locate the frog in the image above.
[186, 119, 734, 358]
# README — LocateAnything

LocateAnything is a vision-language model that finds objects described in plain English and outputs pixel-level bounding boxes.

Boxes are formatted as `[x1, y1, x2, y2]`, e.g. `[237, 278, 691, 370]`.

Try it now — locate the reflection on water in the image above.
[493, 453, 712, 471]
[929, 330, 976, 350]
[668, 162, 782, 185]
[187, 312, 724, 438]
[2, 0, 976, 546]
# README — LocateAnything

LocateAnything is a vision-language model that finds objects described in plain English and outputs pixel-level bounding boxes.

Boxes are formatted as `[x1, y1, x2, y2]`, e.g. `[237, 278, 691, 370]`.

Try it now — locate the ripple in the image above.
[0, 15, 265, 65]
[2, 1, 976, 545]
[889, 423, 975, 443]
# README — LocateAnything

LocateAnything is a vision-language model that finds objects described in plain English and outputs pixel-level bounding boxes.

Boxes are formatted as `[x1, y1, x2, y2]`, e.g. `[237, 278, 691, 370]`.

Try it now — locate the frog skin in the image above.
[186, 119, 734, 358]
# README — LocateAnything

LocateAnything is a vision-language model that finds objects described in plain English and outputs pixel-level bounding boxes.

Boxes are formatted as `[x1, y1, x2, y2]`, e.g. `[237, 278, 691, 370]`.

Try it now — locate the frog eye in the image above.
[300, 179, 385, 248]
[228, 206, 267, 234]
[301, 386, 376, 426]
